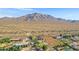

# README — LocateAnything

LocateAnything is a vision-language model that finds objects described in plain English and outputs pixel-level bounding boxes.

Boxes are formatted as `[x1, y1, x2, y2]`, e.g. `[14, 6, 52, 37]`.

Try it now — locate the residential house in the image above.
[56, 34, 63, 40]
[13, 42, 30, 47]
[71, 36, 79, 41]
[37, 35, 43, 40]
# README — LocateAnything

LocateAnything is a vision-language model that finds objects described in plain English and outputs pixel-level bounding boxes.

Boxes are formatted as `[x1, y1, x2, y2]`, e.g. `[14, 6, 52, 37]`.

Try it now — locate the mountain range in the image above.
[0, 13, 79, 23]
[0, 13, 79, 35]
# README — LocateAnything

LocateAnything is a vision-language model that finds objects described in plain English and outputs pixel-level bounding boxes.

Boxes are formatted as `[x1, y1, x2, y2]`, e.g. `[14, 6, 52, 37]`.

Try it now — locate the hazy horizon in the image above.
[0, 8, 79, 20]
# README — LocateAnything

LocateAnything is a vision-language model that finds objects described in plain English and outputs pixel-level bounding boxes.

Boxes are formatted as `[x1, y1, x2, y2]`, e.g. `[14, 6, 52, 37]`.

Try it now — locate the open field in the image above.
[0, 20, 79, 37]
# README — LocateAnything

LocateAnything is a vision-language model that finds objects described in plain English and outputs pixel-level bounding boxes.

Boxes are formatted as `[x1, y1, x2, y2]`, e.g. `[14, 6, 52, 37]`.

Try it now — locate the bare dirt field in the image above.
[0, 20, 79, 37]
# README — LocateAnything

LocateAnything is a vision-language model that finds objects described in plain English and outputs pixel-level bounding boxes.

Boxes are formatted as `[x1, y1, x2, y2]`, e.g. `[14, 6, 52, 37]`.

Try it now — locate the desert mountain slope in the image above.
[0, 13, 79, 36]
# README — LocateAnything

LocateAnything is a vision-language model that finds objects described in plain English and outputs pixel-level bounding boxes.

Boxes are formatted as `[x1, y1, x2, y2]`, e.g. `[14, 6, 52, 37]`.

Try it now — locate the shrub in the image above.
[0, 37, 11, 43]
[8, 45, 21, 51]
[35, 41, 48, 51]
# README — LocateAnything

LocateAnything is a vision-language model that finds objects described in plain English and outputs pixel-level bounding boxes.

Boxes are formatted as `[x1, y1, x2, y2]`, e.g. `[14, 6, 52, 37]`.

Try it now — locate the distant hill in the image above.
[0, 13, 79, 23]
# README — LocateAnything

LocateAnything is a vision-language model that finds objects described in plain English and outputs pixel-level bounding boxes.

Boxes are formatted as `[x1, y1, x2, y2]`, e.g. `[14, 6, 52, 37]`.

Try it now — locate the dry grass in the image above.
[43, 35, 64, 47]
[0, 20, 79, 37]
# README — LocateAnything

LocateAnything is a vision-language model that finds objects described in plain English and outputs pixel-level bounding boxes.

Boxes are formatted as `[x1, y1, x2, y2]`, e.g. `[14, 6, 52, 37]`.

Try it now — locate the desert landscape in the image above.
[0, 12, 79, 51]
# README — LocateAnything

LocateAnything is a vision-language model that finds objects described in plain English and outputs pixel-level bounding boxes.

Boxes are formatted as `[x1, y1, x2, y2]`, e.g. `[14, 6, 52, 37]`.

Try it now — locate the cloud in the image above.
[16, 8, 34, 11]
[0, 15, 18, 18]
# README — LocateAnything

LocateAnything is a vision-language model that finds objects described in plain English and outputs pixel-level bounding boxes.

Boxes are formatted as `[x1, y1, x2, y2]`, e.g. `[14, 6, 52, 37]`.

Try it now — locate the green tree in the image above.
[35, 41, 48, 51]
[0, 37, 11, 43]
[31, 35, 38, 43]
[9, 45, 21, 51]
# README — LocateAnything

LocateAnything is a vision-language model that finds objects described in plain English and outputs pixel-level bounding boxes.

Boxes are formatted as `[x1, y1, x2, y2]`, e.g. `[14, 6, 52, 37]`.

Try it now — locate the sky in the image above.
[0, 8, 79, 20]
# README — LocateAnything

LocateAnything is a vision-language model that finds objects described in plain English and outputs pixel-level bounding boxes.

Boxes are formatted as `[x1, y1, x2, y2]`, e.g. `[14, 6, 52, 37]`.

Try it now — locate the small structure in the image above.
[56, 47, 64, 51]
[11, 37, 30, 42]
[22, 37, 30, 42]
[71, 36, 79, 41]
[71, 42, 79, 49]
[11, 37, 31, 47]
[37, 35, 43, 40]
[10, 37, 23, 42]
[25, 37, 30, 41]
[13, 42, 30, 47]
[71, 36, 79, 49]
[56, 35, 63, 40]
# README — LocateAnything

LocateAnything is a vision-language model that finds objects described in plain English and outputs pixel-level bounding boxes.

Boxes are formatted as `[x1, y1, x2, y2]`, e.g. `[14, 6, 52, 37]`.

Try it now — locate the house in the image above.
[31, 47, 43, 51]
[71, 36, 79, 41]
[11, 37, 30, 42]
[70, 40, 79, 50]
[22, 37, 30, 42]
[10, 37, 23, 42]
[52, 34, 63, 40]
[56, 47, 64, 51]
[37, 35, 43, 40]
[25, 37, 30, 41]
[11, 37, 31, 47]
[56, 35, 63, 40]
[56, 36, 62, 39]
[13, 42, 30, 47]
[21, 46, 31, 51]
[71, 42, 79, 49]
